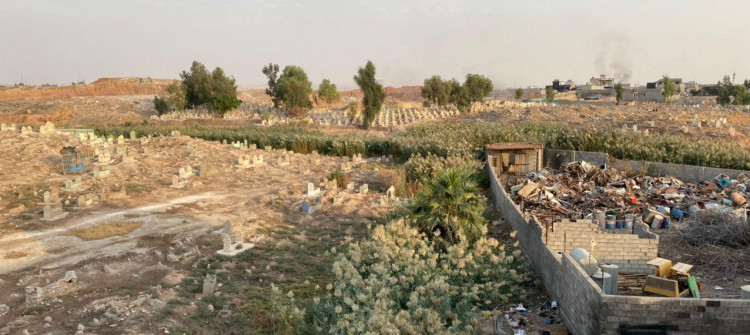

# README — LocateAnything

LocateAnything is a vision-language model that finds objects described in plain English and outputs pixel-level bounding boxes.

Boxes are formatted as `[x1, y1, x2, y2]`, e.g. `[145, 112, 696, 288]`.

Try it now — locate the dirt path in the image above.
[0, 191, 224, 245]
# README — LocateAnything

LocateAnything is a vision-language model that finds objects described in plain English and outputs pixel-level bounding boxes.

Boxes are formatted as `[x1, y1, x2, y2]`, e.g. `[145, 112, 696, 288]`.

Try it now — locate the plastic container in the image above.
[624, 214, 634, 229]
[651, 215, 663, 229]
[660, 217, 670, 229]
[642, 209, 656, 224]
[656, 206, 670, 215]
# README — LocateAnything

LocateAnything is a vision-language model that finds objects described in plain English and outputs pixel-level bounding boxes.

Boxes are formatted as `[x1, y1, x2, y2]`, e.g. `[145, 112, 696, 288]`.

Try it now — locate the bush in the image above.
[153, 96, 169, 115]
[209, 93, 242, 115]
[279, 220, 530, 334]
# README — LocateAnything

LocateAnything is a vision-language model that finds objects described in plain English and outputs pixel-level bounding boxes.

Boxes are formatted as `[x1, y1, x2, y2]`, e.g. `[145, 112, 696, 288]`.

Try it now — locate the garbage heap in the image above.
[506, 161, 749, 226]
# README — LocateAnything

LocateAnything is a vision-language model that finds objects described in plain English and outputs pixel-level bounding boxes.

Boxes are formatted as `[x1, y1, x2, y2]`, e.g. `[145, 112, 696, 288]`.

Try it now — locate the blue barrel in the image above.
[660, 217, 670, 229]
[615, 218, 625, 229]
[605, 220, 615, 229]
[672, 208, 684, 220]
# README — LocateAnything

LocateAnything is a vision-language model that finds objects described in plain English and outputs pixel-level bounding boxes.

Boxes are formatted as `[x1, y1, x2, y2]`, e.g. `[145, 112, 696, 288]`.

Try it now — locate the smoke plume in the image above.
[595, 32, 633, 84]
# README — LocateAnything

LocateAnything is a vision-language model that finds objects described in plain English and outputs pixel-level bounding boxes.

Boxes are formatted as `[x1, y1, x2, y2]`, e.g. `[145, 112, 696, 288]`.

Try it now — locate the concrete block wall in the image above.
[558, 254, 603, 335]
[488, 161, 602, 335]
[541, 219, 659, 274]
[600, 295, 750, 335]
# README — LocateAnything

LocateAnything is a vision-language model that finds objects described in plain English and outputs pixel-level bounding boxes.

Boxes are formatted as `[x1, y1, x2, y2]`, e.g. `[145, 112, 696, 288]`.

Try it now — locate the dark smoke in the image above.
[596, 32, 633, 84]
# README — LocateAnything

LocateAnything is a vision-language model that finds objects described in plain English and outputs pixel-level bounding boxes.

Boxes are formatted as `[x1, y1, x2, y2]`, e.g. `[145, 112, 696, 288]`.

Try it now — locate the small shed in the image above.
[485, 142, 544, 175]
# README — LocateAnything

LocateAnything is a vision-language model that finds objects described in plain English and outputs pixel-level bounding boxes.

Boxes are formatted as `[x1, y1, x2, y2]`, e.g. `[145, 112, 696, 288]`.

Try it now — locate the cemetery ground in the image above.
[0, 130, 396, 334]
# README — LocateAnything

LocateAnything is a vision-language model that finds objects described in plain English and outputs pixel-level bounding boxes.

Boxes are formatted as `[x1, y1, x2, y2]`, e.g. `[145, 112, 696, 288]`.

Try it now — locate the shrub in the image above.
[282, 220, 530, 334]
[153, 96, 168, 115]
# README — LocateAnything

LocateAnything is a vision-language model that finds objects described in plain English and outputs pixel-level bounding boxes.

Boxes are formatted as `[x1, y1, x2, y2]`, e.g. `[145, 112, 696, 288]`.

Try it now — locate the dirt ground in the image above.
[0, 130, 393, 334]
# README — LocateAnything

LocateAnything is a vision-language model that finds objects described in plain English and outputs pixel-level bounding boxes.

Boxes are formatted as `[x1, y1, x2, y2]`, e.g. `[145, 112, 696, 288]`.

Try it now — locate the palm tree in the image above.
[410, 169, 487, 247]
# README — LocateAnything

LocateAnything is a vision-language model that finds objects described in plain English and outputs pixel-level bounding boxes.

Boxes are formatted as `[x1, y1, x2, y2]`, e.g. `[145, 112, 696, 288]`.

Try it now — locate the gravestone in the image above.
[223, 221, 232, 235]
[42, 204, 68, 221]
[202, 274, 217, 297]
[386, 186, 396, 200]
[359, 184, 368, 194]
[346, 182, 355, 191]
[307, 182, 321, 197]
[129, 130, 136, 140]
[222, 234, 232, 253]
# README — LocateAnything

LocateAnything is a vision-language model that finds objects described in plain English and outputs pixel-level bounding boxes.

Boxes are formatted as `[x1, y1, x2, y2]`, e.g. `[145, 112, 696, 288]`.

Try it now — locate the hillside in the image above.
[0, 77, 176, 101]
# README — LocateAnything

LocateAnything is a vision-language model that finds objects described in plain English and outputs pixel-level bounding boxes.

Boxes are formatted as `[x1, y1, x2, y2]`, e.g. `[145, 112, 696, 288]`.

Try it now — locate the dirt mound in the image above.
[0, 77, 176, 101]
[383, 85, 423, 102]
[338, 85, 424, 103]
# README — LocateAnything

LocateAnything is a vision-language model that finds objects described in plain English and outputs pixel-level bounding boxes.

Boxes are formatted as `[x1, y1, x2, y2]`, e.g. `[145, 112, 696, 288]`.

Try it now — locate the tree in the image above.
[733, 85, 750, 105]
[353, 61, 385, 129]
[410, 169, 487, 247]
[262, 63, 280, 107]
[153, 96, 168, 115]
[744, 79, 750, 90]
[462, 74, 494, 102]
[450, 83, 471, 110]
[662, 75, 676, 102]
[208, 93, 242, 115]
[545, 87, 556, 102]
[717, 84, 732, 105]
[422, 75, 452, 106]
[514, 88, 524, 100]
[614, 83, 624, 104]
[180, 61, 238, 108]
[317, 79, 341, 104]
[164, 82, 186, 110]
[275, 65, 313, 115]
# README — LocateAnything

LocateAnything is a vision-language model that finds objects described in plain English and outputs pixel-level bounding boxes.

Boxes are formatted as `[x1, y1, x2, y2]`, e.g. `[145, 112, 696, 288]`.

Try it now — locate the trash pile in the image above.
[493, 302, 564, 335]
[507, 161, 749, 226]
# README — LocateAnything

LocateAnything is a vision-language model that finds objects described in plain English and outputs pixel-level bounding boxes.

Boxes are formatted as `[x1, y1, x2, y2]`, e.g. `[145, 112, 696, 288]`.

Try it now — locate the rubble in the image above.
[507, 161, 749, 226]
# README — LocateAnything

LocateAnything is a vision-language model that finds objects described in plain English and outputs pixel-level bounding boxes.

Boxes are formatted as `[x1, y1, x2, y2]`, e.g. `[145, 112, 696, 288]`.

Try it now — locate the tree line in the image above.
[154, 60, 496, 128]
[420, 74, 494, 110]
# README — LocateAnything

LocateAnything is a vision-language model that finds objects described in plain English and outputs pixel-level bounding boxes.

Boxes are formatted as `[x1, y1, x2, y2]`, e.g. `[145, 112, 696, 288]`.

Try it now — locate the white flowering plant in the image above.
[274, 219, 531, 335]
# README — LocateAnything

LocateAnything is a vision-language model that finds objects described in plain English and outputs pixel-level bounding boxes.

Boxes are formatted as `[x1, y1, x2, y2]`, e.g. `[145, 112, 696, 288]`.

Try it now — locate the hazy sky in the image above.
[2, 0, 749, 89]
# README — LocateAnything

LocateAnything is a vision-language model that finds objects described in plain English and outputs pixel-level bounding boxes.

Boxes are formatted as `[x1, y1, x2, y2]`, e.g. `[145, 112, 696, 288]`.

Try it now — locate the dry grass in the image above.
[62, 221, 143, 241]
[4, 251, 28, 259]
[661, 212, 750, 281]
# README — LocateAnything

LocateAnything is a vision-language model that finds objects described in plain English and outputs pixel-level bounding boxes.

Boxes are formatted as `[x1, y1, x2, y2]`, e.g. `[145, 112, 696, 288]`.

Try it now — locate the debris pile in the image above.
[492, 302, 564, 335]
[507, 161, 749, 225]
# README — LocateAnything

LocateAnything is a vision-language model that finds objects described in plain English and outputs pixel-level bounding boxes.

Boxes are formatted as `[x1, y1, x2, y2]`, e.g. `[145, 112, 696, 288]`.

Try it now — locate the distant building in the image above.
[589, 74, 614, 89]
[545, 79, 576, 92]
[577, 74, 615, 99]
[623, 77, 686, 102]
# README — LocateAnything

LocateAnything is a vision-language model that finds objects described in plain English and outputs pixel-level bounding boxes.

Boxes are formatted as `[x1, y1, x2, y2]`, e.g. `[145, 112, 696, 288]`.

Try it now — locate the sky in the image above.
[1, 0, 749, 89]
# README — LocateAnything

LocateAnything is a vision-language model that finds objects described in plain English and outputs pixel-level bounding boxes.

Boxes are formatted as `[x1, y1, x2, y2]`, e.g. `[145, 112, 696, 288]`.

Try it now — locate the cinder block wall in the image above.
[541, 219, 658, 274]
[600, 295, 750, 335]
[488, 162, 601, 335]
